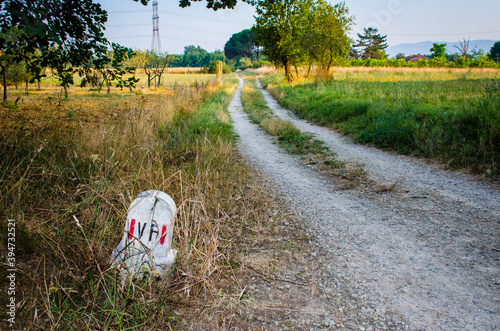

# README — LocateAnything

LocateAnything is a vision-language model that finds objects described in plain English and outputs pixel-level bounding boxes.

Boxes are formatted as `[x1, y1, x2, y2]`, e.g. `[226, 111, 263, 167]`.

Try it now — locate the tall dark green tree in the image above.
[354, 27, 388, 60]
[224, 29, 256, 60]
[489, 41, 500, 62]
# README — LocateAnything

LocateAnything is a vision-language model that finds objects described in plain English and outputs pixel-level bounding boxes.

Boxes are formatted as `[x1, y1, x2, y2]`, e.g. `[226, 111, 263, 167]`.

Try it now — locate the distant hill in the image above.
[386, 39, 498, 58]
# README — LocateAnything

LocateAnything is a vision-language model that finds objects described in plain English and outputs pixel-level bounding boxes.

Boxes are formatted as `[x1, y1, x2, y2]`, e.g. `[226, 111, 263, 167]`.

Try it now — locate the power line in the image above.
[106, 34, 223, 47]
[159, 23, 230, 37]
[106, 9, 253, 26]
[385, 31, 500, 37]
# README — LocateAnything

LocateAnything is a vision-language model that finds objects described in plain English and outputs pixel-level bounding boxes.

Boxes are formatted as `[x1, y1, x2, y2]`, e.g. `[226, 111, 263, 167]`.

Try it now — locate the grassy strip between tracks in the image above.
[240, 76, 366, 187]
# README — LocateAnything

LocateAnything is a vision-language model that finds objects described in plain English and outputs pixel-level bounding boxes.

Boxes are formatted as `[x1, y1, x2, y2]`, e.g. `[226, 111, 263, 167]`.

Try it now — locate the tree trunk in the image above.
[63, 84, 68, 98]
[284, 61, 292, 82]
[25, 78, 29, 94]
[1, 65, 7, 101]
[98, 77, 106, 93]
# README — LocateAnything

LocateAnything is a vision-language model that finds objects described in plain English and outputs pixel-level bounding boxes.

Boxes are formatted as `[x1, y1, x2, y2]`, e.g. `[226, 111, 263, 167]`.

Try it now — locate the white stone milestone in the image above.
[110, 190, 177, 275]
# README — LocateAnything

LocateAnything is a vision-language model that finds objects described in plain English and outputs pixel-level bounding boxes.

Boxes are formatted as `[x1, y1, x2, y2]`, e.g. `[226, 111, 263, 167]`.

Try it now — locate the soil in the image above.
[225, 74, 500, 330]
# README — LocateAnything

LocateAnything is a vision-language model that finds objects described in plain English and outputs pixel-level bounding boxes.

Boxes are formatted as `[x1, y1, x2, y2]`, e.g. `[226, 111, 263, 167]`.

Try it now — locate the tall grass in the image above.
[261, 69, 500, 177]
[0, 75, 288, 329]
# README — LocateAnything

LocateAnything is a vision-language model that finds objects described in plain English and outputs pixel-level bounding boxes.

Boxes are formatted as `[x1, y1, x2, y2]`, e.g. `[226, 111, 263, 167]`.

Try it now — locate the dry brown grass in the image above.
[0, 75, 296, 329]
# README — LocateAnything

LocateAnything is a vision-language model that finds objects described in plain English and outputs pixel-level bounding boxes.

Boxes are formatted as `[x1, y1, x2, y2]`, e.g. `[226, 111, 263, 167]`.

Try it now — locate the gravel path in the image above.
[229, 74, 500, 330]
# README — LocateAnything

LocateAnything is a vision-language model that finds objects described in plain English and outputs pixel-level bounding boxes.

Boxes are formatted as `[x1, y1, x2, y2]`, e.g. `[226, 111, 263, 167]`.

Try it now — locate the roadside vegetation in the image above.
[0, 75, 296, 329]
[260, 67, 500, 177]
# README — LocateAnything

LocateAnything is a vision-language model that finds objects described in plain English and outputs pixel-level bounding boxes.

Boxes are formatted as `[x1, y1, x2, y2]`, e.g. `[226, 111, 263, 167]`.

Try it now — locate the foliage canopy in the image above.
[0, 0, 139, 99]
[135, 0, 250, 10]
[430, 43, 447, 59]
[489, 41, 500, 62]
[224, 29, 257, 60]
[354, 27, 388, 60]
[252, 0, 353, 81]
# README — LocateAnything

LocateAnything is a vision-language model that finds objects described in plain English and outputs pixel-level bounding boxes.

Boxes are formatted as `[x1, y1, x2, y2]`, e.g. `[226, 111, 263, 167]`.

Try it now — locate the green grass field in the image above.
[260, 68, 500, 177]
[30, 70, 215, 90]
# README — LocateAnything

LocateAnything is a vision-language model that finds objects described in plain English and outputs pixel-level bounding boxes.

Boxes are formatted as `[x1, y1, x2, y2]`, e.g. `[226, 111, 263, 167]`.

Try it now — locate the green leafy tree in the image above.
[6, 59, 28, 89]
[182, 45, 210, 67]
[489, 41, 500, 62]
[395, 53, 405, 60]
[0, 26, 24, 100]
[25, 49, 46, 91]
[208, 60, 230, 74]
[224, 29, 257, 60]
[1, 0, 144, 98]
[150, 53, 170, 88]
[299, 0, 353, 75]
[141, 51, 157, 88]
[354, 27, 388, 60]
[1, 0, 111, 98]
[430, 43, 447, 59]
[205, 49, 225, 64]
[93, 43, 138, 94]
[252, 0, 314, 82]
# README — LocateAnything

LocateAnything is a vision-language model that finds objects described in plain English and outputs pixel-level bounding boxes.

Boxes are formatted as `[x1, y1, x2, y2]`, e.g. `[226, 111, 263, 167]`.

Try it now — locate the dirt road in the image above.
[229, 74, 499, 330]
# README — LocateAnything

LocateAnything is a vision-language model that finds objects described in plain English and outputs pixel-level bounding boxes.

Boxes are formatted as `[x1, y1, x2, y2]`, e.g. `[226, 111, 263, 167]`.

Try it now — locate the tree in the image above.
[150, 53, 170, 88]
[354, 27, 388, 60]
[182, 45, 210, 67]
[0, 26, 24, 100]
[430, 43, 447, 59]
[252, 0, 314, 82]
[455, 38, 475, 58]
[489, 41, 500, 62]
[141, 51, 156, 88]
[0, 0, 112, 98]
[395, 53, 405, 60]
[224, 29, 256, 60]
[25, 49, 46, 91]
[347, 48, 360, 59]
[1, 0, 144, 99]
[92, 43, 138, 94]
[299, 0, 353, 75]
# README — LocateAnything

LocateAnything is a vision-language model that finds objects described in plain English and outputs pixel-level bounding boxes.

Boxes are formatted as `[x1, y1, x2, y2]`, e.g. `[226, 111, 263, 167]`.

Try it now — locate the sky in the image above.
[98, 0, 500, 56]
